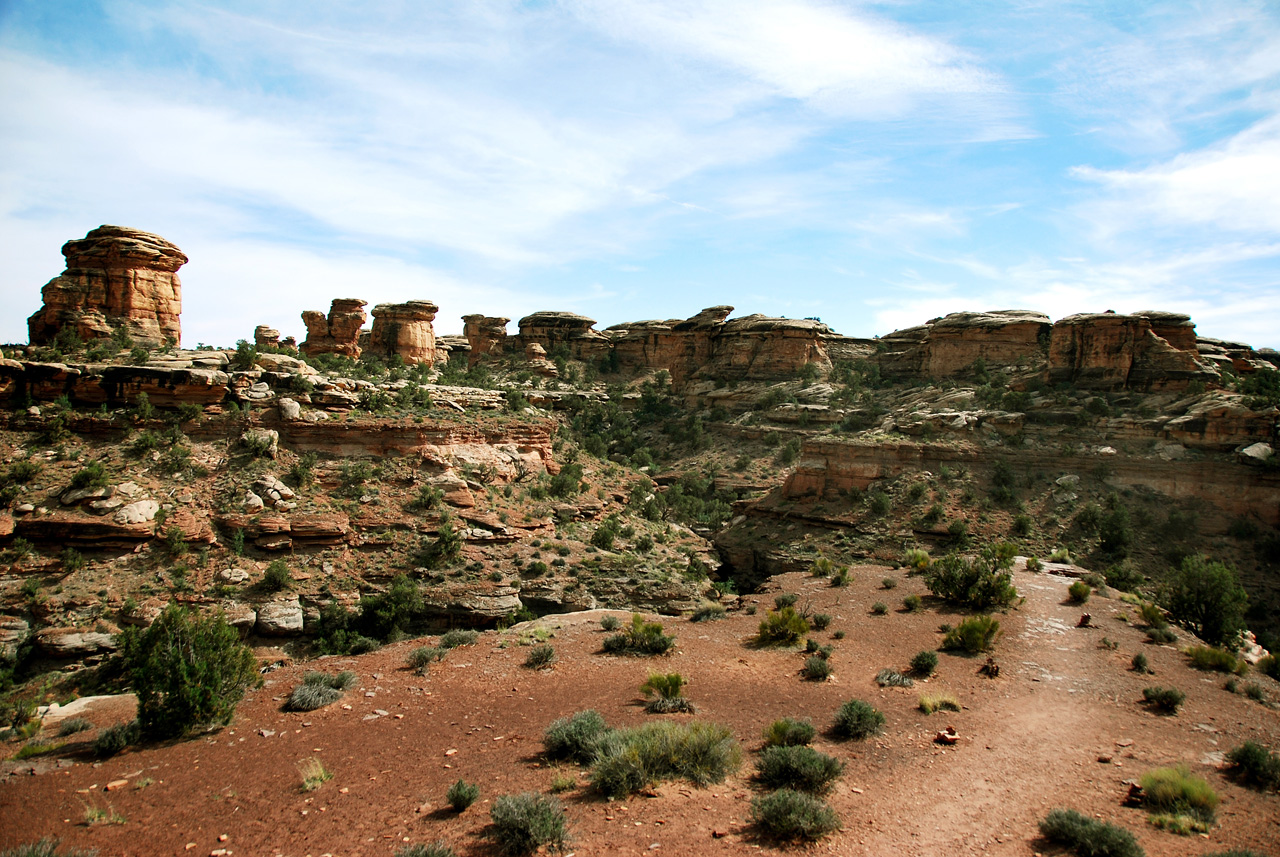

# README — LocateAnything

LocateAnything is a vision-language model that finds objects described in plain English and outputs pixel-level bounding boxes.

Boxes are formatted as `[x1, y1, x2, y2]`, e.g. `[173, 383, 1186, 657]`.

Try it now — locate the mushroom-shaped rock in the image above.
[368, 300, 439, 365]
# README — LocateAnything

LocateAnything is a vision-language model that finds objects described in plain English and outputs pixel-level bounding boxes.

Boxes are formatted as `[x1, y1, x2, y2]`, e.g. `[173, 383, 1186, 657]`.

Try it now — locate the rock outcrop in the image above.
[876, 310, 1051, 380]
[462, 315, 509, 365]
[1047, 311, 1218, 392]
[300, 299, 367, 359]
[367, 300, 439, 366]
[28, 226, 186, 348]
[516, 311, 610, 362]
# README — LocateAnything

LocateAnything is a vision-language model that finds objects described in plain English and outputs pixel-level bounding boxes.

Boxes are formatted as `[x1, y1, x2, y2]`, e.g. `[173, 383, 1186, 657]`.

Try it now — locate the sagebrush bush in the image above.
[875, 668, 913, 688]
[1131, 653, 1151, 674]
[589, 720, 741, 798]
[524, 644, 556, 669]
[755, 607, 809, 646]
[599, 615, 621, 631]
[1185, 645, 1247, 675]
[543, 710, 610, 764]
[408, 646, 446, 672]
[1140, 764, 1218, 822]
[810, 613, 831, 631]
[1038, 809, 1144, 857]
[489, 792, 568, 856]
[92, 720, 139, 758]
[1225, 741, 1280, 790]
[762, 718, 815, 748]
[689, 602, 726, 622]
[440, 629, 479, 649]
[910, 650, 939, 676]
[756, 745, 843, 794]
[902, 594, 922, 612]
[832, 699, 884, 740]
[446, 778, 480, 811]
[1142, 686, 1185, 713]
[774, 592, 798, 609]
[121, 605, 259, 739]
[1067, 581, 1091, 603]
[602, 614, 675, 656]
[942, 615, 1001, 654]
[396, 843, 456, 857]
[801, 656, 832, 681]
[750, 789, 840, 841]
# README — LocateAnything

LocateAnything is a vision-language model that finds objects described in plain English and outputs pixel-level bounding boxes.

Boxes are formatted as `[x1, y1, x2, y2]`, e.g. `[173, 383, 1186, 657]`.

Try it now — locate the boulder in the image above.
[113, 499, 159, 525]
[367, 300, 439, 366]
[219, 567, 251, 584]
[1238, 442, 1274, 466]
[278, 397, 302, 421]
[27, 225, 186, 347]
[255, 600, 304, 636]
[35, 627, 118, 657]
[300, 298, 367, 359]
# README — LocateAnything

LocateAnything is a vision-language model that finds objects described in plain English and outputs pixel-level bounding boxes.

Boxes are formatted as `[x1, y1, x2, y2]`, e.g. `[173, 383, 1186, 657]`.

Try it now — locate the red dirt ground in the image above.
[2, 565, 1278, 856]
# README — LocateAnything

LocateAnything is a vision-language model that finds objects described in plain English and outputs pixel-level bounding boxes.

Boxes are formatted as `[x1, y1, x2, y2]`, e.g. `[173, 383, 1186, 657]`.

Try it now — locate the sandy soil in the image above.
[2, 565, 1278, 856]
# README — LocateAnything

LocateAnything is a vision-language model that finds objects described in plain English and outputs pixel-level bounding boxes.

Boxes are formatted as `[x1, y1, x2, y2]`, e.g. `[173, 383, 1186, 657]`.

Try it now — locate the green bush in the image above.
[599, 615, 621, 632]
[1185, 645, 1247, 675]
[640, 672, 694, 713]
[832, 699, 884, 740]
[902, 594, 922, 612]
[871, 601, 888, 615]
[440, 628, 478, 649]
[689, 602, 726, 622]
[774, 592, 798, 610]
[755, 607, 810, 646]
[1225, 741, 1280, 790]
[408, 646, 445, 672]
[761, 718, 815, 748]
[602, 614, 675, 656]
[1137, 602, 1167, 629]
[120, 605, 259, 739]
[1067, 581, 1091, 603]
[1038, 809, 1144, 857]
[1256, 654, 1280, 680]
[1131, 653, 1151, 674]
[910, 650, 939, 676]
[488, 792, 568, 856]
[1142, 686, 1185, 713]
[903, 548, 931, 573]
[69, 460, 109, 490]
[261, 559, 292, 592]
[1160, 555, 1248, 647]
[543, 710, 610, 764]
[750, 789, 840, 842]
[416, 522, 463, 568]
[57, 717, 92, 737]
[801, 656, 832, 681]
[756, 745, 843, 794]
[589, 720, 740, 798]
[446, 778, 480, 811]
[924, 543, 1018, 610]
[941, 615, 1001, 654]
[92, 720, 140, 758]
[810, 613, 831, 631]
[524, 644, 556, 669]
[1146, 627, 1177, 644]
[1139, 764, 1218, 822]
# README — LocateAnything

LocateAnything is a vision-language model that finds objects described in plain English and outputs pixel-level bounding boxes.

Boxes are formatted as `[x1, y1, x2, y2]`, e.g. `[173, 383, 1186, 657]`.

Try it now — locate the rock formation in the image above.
[300, 299, 367, 359]
[366, 300, 439, 366]
[524, 342, 559, 377]
[462, 315, 509, 365]
[876, 310, 1051, 380]
[254, 325, 281, 350]
[1048, 311, 1217, 391]
[516, 311, 610, 362]
[27, 225, 186, 347]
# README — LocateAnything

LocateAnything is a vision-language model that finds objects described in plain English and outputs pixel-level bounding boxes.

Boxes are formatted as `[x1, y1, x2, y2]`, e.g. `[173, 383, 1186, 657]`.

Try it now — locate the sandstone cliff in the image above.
[366, 300, 438, 366]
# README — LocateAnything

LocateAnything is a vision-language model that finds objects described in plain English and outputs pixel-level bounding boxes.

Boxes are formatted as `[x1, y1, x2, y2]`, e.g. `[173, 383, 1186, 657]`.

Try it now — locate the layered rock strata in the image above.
[462, 315, 509, 365]
[300, 299, 367, 359]
[876, 310, 1051, 380]
[28, 226, 186, 347]
[1048, 311, 1217, 391]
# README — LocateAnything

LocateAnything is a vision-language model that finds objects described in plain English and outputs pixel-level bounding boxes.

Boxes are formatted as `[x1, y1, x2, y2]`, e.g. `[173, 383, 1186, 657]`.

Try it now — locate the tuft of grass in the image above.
[902, 594, 923, 612]
[750, 789, 840, 842]
[489, 792, 568, 856]
[1146, 626, 1177, 644]
[396, 843, 457, 857]
[549, 771, 576, 793]
[602, 614, 675, 656]
[524, 644, 556, 669]
[543, 710, 609, 765]
[1039, 808, 1144, 857]
[1141, 686, 1185, 714]
[81, 802, 125, 826]
[0, 839, 98, 857]
[918, 694, 961, 714]
[285, 672, 356, 711]
[298, 757, 332, 791]
[440, 629, 479, 649]
[881, 577, 898, 589]
[831, 699, 884, 740]
[446, 779, 480, 811]
[57, 718, 92, 737]
[1185, 645, 1248, 675]
[774, 592, 798, 610]
[408, 646, 446, 673]
[1225, 741, 1280, 790]
[15, 741, 65, 760]
[755, 745, 843, 794]
[761, 718, 815, 748]
[640, 673, 694, 713]
[755, 607, 810, 647]
[589, 720, 740, 798]
[801, 656, 832, 681]
[875, 668, 913, 688]
[910, 650, 939, 676]
[942, 615, 1001, 654]
[1139, 764, 1218, 823]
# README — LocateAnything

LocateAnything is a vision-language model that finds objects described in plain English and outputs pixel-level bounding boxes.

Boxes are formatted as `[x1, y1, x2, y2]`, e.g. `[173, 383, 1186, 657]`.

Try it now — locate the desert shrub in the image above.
[285, 683, 342, 712]
[801, 656, 832, 681]
[1146, 627, 1177, 644]
[640, 672, 694, 713]
[489, 792, 568, 856]
[867, 489, 891, 516]
[543, 710, 610, 764]
[774, 592, 798, 610]
[1225, 741, 1280, 790]
[755, 745, 843, 794]
[809, 613, 832, 631]
[875, 668, 913, 687]
[446, 778, 480, 811]
[408, 646, 445, 672]
[524, 644, 556, 669]
[92, 720, 140, 758]
[941, 615, 1001, 654]
[871, 601, 888, 615]
[903, 547, 931, 572]
[602, 614, 675, 656]
[924, 543, 1018, 610]
[261, 559, 292, 592]
[69, 460, 109, 490]
[1067, 581, 1091, 603]
[910, 650, 939, 676]
[762, 718, 815, 748]
[1038, 809, 1144, 857]
[881, 577, 897, 590]
[1141, 686, 1185, 713]
[1025, 555, 1043, 572]
[600, 615, 621, 631]
[440, 629, 479, 649]
[589, 720, 741, 798]
[1011, 514, 1034, 537]
[830, 570, 848, 587]
[120, 605, 259, 739]
[1137, 602, 1167, 629]
[689, 602, 726, 622]
[755, 607, 810, 646]
[56, 717, 92, 737]
[396, 844, 456, 857]
[1160, 555, 1248, 647]
[831, 699, 884, 740]
[918, 694, 961, 714]
[1049, 547, 1072, 563]
[0, 840, 99, 857]
[1256, 654, 1280, 680]
[902, 594, 922, 612]
[1185, 645, 1247, 675]
[417, 522, 463, 568]
[750, 789, 840, 842]
[1131, 653, 1151, 674]
[60, 547, 86, 572]
[1139, 764, 1218, 822]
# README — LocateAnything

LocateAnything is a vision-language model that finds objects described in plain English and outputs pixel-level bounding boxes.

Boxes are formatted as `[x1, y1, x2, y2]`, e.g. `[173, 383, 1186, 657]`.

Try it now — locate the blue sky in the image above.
[2, 1, 1278, 349]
